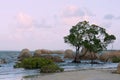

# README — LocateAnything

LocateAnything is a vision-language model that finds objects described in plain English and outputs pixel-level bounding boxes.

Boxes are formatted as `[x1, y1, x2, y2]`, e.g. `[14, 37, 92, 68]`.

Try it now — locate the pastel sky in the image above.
[0, 0, 120, 50]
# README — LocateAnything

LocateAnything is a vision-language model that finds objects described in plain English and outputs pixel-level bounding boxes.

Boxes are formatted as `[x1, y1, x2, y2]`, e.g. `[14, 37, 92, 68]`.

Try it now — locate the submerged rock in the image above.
[18, 49, 32, 61]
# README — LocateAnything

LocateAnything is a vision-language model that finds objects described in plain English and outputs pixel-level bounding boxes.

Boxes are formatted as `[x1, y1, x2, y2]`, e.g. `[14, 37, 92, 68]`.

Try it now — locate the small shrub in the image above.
[14, 57, 64, 73]
[14, 57, 54, 69]
[40, 64, 64, 73]
[112, 57, 120, 63]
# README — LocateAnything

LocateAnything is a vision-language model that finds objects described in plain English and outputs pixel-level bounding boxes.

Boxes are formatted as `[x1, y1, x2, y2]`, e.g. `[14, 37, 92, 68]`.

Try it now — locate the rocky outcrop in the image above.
[33, 49, 64, 62]
[64, 49, 74, 59]
[64, 48, 99, 60]
[33, 49, 42, 57]
[117, 62, 120, 74]
[99, 51, 120, 62]
[18, 49, 32, 61]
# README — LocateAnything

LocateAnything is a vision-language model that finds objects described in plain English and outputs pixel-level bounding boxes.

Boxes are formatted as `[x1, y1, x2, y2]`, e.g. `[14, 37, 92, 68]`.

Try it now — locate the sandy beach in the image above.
[23, 69, 120, 80]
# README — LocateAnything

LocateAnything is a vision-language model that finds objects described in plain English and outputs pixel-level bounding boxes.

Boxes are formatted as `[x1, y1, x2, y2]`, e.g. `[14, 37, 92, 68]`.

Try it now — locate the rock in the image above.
[40, 55, 64, 62]
[51, 50, 64, 54]
[99, 51, 120, 62]
[41, 55, 53, 59]
[40, 49, 52, 54]
[52, 56, 64, 62]
[18, 49, 32, 61]
[33, 49, 42, 57]
[64, 49, 74, 59]
[117, 62, 120, 74]
[0, 59, 6, 64]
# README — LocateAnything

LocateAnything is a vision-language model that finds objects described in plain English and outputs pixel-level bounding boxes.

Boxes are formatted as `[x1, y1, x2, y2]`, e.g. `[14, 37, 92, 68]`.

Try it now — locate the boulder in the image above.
[117, 62, 120, 74]
[64, 49, 74, 59]
[40, 49, 52, 54]
[0, 59, 6, 64]
[40, 55, 64, 62]
[52, 56, 64, 62]
[33, 49, 42, 57]
[99, 51, 120, 62]
[18, 49, 32, 61]
[40, 55, 53, 59]
[51, 50, 64, 54]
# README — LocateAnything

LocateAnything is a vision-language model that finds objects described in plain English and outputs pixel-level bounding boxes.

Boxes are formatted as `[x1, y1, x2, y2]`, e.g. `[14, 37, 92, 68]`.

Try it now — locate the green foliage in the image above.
[14, 57, 64, 73]
[64, 21, 116, 62]
[14, 58, 54, 69]
[112, 57, 120, 63]
[41, 64, 64, 73]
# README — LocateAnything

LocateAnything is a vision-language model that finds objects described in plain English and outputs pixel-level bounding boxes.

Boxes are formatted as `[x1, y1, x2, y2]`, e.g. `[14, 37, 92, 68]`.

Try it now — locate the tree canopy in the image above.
[64, 21, 116, 63]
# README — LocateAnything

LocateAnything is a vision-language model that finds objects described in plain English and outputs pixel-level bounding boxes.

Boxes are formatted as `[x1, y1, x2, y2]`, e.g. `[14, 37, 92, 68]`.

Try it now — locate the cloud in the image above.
[16, 12, 51, 31]
[62, 5, 94, 18]
[61, 5, 95, 26]
[62, 6, 84, 17]
[17, 12, 33, 27]
[104, 14, 120, 20]
[104, 14, 115, 20]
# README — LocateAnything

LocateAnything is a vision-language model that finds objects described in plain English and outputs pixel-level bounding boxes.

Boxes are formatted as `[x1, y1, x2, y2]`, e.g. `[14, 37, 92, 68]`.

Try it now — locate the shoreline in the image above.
[22, 68, 120, 80]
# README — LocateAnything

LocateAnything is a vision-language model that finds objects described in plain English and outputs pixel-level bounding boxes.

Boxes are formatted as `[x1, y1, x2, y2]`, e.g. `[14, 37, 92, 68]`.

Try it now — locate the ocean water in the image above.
[0, 51, 40, 80]
[0, 51, 118, 80]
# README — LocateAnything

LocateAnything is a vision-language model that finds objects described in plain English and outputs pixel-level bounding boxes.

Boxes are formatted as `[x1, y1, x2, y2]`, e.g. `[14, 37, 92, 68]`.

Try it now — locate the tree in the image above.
[64, 21, 116, 63]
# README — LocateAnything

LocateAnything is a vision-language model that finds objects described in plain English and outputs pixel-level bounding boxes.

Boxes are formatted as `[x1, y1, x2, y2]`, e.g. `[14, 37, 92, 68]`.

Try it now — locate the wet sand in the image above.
[23, 69, 120, 80]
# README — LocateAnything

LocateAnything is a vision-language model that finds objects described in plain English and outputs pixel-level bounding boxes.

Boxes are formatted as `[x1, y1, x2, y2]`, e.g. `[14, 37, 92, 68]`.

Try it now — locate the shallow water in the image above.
[0, 51, 118, 80]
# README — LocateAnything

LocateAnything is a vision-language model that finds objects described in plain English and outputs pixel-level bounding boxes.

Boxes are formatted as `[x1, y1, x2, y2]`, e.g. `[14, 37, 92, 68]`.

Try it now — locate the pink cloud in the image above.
[17, 12, 33, 27]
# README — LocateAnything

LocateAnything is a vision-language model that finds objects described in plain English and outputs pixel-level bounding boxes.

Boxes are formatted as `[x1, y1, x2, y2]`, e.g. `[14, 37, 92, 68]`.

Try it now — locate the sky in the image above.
[0, 0, 120, 51]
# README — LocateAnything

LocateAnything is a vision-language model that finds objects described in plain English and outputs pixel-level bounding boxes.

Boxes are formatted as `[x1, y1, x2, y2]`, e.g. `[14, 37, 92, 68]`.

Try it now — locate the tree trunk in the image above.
[72, 47, 81, 63]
